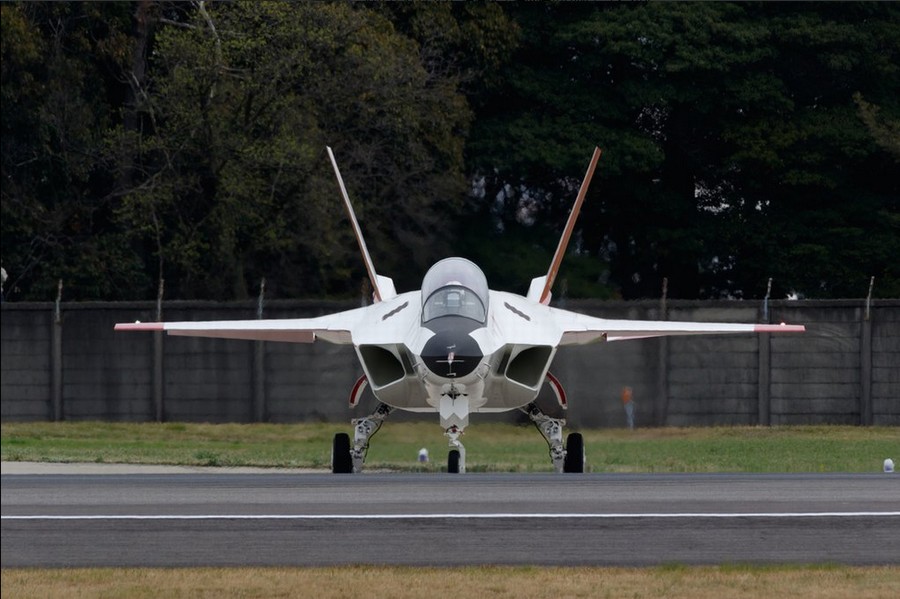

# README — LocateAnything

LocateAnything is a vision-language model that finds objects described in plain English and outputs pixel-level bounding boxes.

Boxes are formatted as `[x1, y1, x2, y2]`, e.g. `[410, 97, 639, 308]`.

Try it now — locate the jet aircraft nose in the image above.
[421, 324, 482, 379]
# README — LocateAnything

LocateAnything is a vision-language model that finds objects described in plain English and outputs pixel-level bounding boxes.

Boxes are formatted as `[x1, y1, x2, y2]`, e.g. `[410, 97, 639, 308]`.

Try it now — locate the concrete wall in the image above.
[2, 299, 898, 427]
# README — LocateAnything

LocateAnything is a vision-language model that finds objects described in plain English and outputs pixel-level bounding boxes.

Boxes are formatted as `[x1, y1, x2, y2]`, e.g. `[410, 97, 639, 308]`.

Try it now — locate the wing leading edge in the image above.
[548, 308, 805, 345]
[113, 305, 375, 344]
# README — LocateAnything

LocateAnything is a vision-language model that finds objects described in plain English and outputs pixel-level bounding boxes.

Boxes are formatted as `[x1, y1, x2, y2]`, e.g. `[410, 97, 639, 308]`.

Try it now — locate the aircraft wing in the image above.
[114, 304, 377, 344]
[547, 307, 805, 345]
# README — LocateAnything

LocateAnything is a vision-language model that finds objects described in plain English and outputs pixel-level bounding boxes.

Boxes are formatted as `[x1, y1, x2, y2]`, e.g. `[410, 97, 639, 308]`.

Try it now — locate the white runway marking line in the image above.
[4, 512, 900, 521]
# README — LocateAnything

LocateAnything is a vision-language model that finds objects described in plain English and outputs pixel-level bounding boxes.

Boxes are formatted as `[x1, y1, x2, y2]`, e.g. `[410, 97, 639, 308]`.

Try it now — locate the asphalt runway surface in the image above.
[2, 464, 898, 567]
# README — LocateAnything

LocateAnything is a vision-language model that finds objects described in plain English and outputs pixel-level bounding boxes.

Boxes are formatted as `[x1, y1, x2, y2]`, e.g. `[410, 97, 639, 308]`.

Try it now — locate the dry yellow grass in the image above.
[2, 566, 898, 599]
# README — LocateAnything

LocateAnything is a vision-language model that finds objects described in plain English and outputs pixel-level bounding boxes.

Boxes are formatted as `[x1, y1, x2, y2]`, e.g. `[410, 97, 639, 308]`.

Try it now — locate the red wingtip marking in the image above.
[115, 322, 164, 331]
[754, 324, 805, 333]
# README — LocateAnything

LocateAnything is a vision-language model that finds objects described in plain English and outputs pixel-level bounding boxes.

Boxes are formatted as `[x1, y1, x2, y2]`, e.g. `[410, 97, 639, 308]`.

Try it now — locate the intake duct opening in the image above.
[506, 346, 553, 389]
[358, 345, 405, 388]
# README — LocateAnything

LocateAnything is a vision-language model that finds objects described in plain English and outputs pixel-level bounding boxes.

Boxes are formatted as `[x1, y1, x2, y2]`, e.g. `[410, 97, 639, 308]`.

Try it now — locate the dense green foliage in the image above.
[2, 2, 897, 301]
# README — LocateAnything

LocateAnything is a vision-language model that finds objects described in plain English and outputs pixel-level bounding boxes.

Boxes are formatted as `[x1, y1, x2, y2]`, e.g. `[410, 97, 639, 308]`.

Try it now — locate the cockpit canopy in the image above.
[421, 258, 489, 323]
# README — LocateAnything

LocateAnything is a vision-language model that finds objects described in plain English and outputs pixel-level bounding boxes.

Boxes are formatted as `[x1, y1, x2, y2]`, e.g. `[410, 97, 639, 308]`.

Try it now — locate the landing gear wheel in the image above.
[448, 449, 461, 474]
[563, 433, 584, 473]
[332, 432, 352, 473]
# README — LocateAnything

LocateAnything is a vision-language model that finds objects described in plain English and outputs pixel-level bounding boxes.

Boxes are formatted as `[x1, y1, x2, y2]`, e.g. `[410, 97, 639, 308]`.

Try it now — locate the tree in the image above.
[2, 1, 476, 300]
[112, 1, 474, 299]
[1, 2, 149, 300]
[466, 3, 900, 299]
[3, 2, 897, 301]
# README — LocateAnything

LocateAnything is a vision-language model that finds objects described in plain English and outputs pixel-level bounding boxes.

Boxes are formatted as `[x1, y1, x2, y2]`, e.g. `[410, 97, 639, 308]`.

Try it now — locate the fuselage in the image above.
[352, 258, 560, 416]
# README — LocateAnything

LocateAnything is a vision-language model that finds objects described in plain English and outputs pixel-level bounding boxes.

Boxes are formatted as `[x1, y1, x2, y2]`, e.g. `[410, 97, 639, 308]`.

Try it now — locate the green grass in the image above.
[2, 422, 897, 472]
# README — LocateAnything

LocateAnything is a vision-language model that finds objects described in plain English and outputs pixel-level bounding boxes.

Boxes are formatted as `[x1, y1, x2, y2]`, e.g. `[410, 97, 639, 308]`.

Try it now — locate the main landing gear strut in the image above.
[522, 402, 584, 473]
[332, 402, 393, 473]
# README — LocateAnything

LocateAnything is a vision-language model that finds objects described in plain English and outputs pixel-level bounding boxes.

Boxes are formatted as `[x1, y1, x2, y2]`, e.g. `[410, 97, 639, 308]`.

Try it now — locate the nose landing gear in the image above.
[445, 425, 466, 473]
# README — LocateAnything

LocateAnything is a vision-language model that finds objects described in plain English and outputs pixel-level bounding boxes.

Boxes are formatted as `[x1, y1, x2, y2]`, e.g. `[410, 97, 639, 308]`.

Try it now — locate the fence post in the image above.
[51, 280, 63, 421]
[860, 276, 875, 426]
[655, 278, 669, 426]
[758, 278, 772, 426]
[153, 278, 165, 422]
[253, 278, 267, 423]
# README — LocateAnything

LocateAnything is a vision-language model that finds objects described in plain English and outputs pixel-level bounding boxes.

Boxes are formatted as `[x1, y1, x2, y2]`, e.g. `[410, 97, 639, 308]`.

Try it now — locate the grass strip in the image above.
[1, 565, 899, 599]
[2, 422, 897, 473]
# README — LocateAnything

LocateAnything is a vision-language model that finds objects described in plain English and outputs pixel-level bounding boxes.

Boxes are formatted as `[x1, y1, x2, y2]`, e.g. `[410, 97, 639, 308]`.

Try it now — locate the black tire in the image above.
[563, 432, 584, 473]
[448, 449, 461, 474]
[332, 432, 353, 474]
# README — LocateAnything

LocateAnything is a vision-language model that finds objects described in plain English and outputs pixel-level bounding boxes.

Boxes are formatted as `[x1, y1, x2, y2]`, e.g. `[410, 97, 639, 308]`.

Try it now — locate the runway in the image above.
[2, 466, 898, 567]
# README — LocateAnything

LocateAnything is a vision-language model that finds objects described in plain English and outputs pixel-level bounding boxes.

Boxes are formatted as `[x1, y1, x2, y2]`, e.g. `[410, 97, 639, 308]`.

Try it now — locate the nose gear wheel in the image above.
[445, 425, 466, 473]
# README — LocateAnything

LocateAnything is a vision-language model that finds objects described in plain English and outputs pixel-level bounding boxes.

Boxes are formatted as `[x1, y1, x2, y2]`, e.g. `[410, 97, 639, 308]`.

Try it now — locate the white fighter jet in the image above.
[116, 146, 804, 474]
